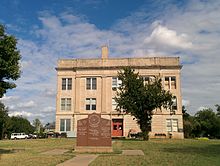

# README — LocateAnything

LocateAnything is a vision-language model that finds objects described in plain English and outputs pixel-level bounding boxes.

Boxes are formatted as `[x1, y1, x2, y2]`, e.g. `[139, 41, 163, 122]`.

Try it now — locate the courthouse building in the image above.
[55, 46, 184, 139]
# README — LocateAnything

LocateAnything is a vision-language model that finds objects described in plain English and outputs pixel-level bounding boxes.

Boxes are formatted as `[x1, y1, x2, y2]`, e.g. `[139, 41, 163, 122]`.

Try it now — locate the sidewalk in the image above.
[56, 149, 144, 166]
[57, 154, 98, 166]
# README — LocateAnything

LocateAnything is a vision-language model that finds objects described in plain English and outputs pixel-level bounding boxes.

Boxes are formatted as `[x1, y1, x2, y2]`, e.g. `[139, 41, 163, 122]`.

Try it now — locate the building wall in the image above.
[55, 57, 184, 139]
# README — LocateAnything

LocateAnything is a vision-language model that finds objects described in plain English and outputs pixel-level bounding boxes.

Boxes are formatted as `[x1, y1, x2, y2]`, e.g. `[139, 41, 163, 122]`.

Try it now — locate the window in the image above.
[142, 76, 155, 85]
[172, 119, 178, 132]
[61, 98, 71, 111]
[86, 98, 96, 110]
[171, 77, 176, 89]
[112, 77, 122, 90]
[62, 78, 72, 90]
[164, 76, 176, 89]
[166, 119, 178, 132]
[112, 98, 117, 110]
[60, 119, 71, 132]
[172, 96, 177, 110]
[86, 78, 97, 90]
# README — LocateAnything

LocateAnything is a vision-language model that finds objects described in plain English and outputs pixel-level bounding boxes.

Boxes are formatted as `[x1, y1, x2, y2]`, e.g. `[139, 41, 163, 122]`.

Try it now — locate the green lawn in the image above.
[0, 138, 220, 166]
[0, 138, 75, 166]
[91, 139, 220, 166]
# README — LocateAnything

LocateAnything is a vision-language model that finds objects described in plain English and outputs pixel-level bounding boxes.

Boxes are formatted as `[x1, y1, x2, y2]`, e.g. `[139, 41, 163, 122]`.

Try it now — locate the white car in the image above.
[28, 134, 37, 139]
[11, 133, 29, 140]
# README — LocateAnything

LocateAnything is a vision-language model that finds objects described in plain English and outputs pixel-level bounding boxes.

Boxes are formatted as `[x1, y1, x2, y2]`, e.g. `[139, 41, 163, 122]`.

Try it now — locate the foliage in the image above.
[115, 67, 173, 140]
[0, 24, 21, 97]
[7, 116, 34, 136]
[182, 105, 190, 119]
[33, 118, 43, 134]
[194, 108, 220, 138]
[0, 101, 9, 139]
[183, 106, 220, 139]
[215, 104, 220, 116]
[183, 106, 197, 138]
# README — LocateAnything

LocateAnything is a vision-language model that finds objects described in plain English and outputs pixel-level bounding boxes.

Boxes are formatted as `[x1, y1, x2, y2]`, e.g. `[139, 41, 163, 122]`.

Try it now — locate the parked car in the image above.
[11, 133, 29, 140]
[28, 134, 37, 139]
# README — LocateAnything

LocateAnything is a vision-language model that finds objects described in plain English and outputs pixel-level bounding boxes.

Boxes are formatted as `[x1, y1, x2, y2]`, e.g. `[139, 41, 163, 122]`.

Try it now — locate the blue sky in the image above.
[1, 0, 220, 124]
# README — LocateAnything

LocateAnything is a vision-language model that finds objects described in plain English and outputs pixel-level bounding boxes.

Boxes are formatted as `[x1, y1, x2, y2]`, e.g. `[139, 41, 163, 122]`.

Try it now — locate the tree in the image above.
[215, 104, 220, 116]
[0, 101, 9, 139]
[182, 105, 190, 119]
[194, 108, 220, 138]
[115, 67, 173, 140]
[0, 24, 21, 97]
[182, 106, 192, 138]
[32, 118, 43, 134]
[8, 116, 34, 135]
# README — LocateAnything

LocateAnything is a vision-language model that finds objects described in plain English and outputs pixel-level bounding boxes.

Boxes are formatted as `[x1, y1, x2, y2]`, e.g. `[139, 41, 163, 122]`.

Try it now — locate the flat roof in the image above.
[56, 57, 182, 71]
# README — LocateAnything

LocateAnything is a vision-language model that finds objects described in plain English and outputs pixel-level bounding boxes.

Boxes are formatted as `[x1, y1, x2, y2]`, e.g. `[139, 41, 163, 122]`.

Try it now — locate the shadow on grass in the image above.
[0, 148, 25, 154]
[163, 144, 220, 157]
[0, 149, 15, 154]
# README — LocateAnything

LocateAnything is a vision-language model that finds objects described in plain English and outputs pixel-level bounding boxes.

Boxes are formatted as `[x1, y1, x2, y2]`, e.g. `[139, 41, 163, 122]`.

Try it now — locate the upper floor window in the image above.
[86, 78, 97, 90]
[142, 76, 155, 85]
[86, 98, 96, 110]
[62, 78, 72, 90]
[112, 77, 122, 90]
[112, 98, 117, 110]
[165, 76, 176, 89]
[172, 96, 177, 110]
[166, 119, 178, 132]
[60, 119, 71, 132]
[61, 98, 71, 111]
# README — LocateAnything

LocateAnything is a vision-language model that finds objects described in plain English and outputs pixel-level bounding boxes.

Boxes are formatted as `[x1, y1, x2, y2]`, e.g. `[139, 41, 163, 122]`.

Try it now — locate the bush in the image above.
[197, 137, 209, 140]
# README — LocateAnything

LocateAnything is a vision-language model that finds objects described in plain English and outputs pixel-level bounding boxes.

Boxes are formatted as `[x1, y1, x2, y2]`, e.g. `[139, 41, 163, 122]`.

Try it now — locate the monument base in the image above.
[75, 146, 113, 153]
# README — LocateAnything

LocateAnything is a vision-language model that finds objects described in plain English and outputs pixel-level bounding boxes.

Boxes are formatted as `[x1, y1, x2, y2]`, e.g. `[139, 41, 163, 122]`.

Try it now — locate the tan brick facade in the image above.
[55, 47, 184, 139]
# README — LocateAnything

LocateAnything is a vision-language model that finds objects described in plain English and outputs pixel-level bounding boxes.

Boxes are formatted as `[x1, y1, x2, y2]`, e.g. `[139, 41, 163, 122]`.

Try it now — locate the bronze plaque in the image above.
[77, 113, 111, 146]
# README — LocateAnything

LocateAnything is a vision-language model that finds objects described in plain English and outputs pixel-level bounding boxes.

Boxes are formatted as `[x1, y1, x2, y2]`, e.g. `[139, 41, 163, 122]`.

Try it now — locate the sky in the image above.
[0, 0, 220, 124]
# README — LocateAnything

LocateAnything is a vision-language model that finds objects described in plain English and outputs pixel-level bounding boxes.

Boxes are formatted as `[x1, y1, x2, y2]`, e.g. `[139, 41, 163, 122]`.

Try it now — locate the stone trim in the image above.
[56, 65, 182, 71]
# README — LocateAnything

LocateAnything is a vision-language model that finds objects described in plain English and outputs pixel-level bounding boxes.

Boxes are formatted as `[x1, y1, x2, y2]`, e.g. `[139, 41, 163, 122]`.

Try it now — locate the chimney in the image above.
[101, 45, 108, 59]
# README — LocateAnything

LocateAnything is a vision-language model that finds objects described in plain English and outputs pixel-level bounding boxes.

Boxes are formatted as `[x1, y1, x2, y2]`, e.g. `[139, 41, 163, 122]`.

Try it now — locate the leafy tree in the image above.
[8, 116, 34, 135]
[115, 67, 173, 140]
[215, 104, 220, 116]
[182, 106, 192, 138]
[195, 108, 220, 138]
[0, 24, 21, 97]
[182, 105, 190, 119]
[44, 122, 55, 131]
[33, 118, 43, 134]
[0, 101, 9, 139]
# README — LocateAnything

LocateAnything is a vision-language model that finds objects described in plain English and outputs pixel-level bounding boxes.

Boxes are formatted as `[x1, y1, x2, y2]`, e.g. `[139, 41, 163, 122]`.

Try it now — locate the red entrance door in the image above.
[112, 119, 123, 136]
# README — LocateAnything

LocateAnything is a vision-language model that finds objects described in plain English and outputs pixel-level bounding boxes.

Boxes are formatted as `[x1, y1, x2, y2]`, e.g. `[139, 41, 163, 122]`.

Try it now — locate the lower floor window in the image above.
[60, 119, 71, 132]
[166, 119, 178, 132]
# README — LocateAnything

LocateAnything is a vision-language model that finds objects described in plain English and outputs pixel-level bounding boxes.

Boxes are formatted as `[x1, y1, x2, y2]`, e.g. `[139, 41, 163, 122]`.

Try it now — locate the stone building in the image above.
[55, 46, 184, 139]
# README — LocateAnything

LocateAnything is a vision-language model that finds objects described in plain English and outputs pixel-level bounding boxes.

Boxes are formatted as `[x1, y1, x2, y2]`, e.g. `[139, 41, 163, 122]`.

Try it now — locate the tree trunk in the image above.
[140, 122, 150, 140]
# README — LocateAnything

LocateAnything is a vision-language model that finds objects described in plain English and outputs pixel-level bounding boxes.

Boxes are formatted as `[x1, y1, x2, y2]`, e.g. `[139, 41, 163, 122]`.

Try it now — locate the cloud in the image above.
[182, 99, 190, 107]
[144, 25, 193, 49]
[17, 100, 36, 108]
[2, 0, 220, 123]
[43, 88, 56, 97]
[0, 95, 20, 102]
[9, 111, 33, 117]
[41, 106, 55, 113]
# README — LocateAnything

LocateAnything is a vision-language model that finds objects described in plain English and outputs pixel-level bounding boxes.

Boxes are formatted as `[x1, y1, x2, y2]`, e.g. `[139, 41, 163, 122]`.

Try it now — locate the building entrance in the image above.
[112, 119, 123, 136]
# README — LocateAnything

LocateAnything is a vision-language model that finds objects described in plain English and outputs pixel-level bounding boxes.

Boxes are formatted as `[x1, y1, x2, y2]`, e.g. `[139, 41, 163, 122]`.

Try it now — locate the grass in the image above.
[0, 138, 220, 166]
[0, 138, 75, 166]
[91, 139, 220, 166]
